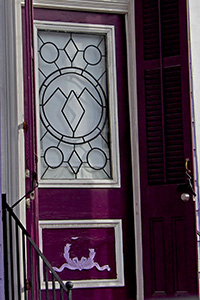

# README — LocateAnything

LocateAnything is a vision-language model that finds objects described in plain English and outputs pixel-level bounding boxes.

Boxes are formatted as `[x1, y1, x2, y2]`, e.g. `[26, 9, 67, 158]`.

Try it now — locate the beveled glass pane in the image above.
[37, 29, 112, 180]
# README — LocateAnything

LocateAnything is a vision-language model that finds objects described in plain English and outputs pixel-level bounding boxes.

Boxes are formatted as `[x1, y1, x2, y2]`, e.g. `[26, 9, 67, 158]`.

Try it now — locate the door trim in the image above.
[125, 5, 144, 300]
[15, 0, 144, 299]
[21, 0, 130, 13]
[39, 219, 124, 289]
[34, 21, 121, 188]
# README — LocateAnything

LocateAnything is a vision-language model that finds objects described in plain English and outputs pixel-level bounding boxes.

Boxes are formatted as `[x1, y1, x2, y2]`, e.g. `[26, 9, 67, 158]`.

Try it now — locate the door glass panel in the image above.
[34, 22, 120, 187]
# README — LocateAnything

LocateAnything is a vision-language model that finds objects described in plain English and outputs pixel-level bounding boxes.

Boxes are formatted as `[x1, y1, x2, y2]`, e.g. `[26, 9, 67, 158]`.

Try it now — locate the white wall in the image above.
[0, 0, 25, 297]
[189, 0, 200, 280]
[0, 0, 7, 297]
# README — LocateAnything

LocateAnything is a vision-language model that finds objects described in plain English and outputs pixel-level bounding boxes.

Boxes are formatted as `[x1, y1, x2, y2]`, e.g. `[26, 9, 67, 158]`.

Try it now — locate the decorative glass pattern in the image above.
[37, 29, 112, 181]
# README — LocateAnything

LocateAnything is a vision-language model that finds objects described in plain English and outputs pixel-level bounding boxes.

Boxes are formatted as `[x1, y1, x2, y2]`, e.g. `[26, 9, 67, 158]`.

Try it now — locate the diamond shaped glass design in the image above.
[68, 150, 83, 174]
[62, 91, 85, 133]
[37, 28, 112, 181]
[64, 39, 78, 62]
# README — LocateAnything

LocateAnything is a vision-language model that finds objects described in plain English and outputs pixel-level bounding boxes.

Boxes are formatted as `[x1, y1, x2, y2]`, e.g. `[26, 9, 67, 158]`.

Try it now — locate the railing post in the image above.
[2, 197, 73, 300]
[66, 281, 73, 300]
[2, 194, 9, 299]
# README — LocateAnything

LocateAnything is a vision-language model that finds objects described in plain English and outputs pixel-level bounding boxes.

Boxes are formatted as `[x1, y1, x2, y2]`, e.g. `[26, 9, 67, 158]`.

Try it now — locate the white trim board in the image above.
[21, 0, 130, 13]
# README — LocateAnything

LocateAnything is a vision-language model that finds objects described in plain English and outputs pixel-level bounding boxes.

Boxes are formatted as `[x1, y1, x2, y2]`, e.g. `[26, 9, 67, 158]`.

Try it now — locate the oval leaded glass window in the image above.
[34, 22, 120, 187]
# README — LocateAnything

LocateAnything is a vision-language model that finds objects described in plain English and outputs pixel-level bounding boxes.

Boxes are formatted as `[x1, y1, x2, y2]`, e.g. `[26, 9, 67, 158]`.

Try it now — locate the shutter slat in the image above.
[161, 0, 180, 57]
[143, 0, 159, 60]
[144, 67, 184, 185]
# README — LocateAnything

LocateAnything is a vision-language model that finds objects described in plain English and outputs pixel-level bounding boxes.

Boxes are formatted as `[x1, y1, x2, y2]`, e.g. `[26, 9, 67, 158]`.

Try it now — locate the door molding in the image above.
[39, 219, 124, 289]
[21, 0, 129, 13]
[16, 0, 144, 299]
[34, 21, 121, 188]
[1, 0, 25, 210]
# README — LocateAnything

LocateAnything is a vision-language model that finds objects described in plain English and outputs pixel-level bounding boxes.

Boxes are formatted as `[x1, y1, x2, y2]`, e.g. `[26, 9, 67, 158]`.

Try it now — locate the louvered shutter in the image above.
[135, 0, 198, 298]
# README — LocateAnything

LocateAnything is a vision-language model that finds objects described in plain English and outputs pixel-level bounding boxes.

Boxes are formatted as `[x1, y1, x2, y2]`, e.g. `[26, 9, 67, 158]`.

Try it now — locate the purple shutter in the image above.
[136, 0, 199, 298]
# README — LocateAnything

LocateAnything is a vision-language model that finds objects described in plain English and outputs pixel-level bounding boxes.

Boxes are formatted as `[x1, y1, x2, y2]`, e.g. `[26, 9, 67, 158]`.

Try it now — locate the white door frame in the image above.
[189, 0, 200, 293]
[0, 0, 26, 298]
[13, 0, 144, 299]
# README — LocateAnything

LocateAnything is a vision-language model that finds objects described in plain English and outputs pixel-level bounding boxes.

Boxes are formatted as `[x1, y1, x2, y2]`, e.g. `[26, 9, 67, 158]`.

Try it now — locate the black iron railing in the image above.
[2, 194, 73, 300]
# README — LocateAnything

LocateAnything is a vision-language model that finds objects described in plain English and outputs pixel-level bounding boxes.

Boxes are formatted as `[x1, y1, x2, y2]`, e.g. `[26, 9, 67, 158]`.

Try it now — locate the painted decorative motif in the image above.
[52, 243, 111, 272]
[39, 220, 124, 288]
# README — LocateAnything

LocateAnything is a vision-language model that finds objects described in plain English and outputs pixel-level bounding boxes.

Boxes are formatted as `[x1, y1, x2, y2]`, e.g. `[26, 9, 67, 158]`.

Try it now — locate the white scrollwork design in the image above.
[52, 243, 111, 272]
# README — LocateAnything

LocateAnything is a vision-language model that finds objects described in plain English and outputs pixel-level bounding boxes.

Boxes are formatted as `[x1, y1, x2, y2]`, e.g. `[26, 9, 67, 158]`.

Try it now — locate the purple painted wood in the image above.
[23, 8, 136, 300]
[43, 227, 116, 280]
[23, 1, 40, 299]
[0, 132, 4, 299]
[157, 0, 166, 182]
[0, 13, 4, 290]
[23, 0, 40, 243]
[23, 0, 38, 237]
[135, 0, 198, 298]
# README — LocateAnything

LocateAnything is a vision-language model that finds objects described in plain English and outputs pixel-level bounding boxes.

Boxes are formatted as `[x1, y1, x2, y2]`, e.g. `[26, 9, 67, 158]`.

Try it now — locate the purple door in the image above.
[135, 0, 199, 298]
[23, 8, 136, 300]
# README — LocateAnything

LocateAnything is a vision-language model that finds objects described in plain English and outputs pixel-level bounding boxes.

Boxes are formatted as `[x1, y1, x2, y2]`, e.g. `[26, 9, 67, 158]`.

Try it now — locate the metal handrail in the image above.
[2, 194, 73, 300]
